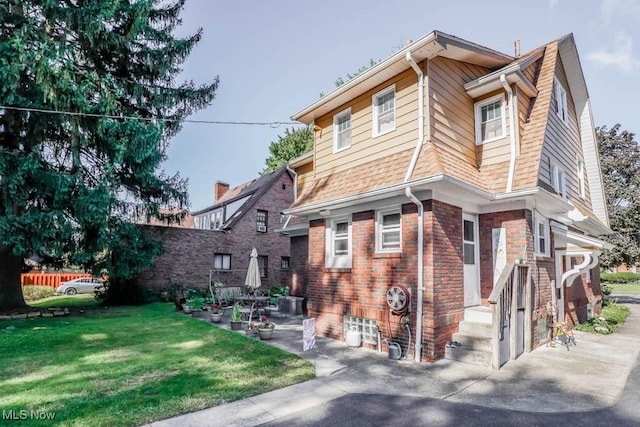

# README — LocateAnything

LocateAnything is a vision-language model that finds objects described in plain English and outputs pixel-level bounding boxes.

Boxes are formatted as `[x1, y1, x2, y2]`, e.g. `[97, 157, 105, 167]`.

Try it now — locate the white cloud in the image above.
[587, 33, 640, 73]
[600, 0, 640, 22]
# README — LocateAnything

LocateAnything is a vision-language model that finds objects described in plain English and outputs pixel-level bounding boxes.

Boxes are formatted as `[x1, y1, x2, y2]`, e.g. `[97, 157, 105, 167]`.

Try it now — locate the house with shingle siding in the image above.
[281, 31, 611, 368]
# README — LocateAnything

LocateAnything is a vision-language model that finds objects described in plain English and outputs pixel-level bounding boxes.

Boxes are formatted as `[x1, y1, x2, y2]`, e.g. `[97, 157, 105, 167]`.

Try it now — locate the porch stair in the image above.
[444, 306, 493, 367]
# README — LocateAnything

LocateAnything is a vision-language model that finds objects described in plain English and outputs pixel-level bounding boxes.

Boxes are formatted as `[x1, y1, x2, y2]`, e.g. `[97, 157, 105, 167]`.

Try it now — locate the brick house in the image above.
[137, 166, 294, 292]
[281, 31, 611, 368]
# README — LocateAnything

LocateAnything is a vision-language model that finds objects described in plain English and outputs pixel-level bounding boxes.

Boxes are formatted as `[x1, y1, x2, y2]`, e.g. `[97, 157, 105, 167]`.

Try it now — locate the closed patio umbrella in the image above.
[244, 247, 262, 294]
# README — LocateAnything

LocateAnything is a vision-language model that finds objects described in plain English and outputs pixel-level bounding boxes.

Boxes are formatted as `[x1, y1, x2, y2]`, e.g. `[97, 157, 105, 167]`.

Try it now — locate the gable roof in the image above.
[192, 166, 291, 229]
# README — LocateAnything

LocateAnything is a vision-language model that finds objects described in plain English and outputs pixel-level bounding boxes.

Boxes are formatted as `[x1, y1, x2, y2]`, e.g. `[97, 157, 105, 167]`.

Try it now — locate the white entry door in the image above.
[463, 213, 480, 307]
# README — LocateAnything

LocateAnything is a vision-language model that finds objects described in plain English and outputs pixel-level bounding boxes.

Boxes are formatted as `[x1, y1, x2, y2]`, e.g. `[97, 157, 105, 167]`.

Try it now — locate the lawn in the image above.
[606, 281, 640, 296]
[0, 300, 314, 426]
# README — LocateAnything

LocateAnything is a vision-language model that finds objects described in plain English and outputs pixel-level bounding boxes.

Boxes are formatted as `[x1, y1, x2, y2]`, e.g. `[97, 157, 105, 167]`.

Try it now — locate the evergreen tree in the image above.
[261, 126, 313, 174]
[597, 124, 640, 269]
[0, 0, 218, 310]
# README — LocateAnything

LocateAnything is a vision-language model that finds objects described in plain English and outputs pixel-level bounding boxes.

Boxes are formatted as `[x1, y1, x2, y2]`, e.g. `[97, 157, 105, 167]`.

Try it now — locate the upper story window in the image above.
[577, 158, 586, 199]
[211, 210, 223, 230]
[372, 85, 395, 137]
[534, 214, 550, 257]
[474, 94, 506, 144]
[333, 108, 351, 152]
[325, 217, 352, 268]
[551, 162, 566, 199]
[214, 253, 231, 270]
[256, 210, 268, 233]
[553, 77, 568, 125]
[376, 209, 401, 253]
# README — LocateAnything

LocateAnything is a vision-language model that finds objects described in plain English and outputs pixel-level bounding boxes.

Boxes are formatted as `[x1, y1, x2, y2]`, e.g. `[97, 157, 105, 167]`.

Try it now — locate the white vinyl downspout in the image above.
[500, 74, 517, 193]
[405, 52, 425, 363]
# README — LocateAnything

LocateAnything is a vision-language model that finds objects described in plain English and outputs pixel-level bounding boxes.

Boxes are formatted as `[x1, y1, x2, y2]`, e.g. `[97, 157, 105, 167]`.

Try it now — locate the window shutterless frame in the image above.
[474, 94, 506, 145]
[333, 107, 352, 153]
[372, 85, 395, 137]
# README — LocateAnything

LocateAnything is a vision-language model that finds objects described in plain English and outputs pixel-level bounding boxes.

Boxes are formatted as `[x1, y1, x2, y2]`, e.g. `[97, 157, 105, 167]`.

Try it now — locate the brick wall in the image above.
[306, 199, 467, 362]
[290, 235, 308, 297]
[136, 172, 293, 294]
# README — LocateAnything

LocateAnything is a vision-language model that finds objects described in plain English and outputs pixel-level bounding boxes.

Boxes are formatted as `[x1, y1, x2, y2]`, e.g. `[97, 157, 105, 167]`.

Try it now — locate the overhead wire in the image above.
[0, 105, 299, 127]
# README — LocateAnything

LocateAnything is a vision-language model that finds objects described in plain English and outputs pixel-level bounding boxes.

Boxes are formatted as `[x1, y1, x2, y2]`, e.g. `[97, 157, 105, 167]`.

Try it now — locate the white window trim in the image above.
[325, 217, 352, 268]
[474, 94, 506, 145]
[375, 208, 402, 253]
[214, 253, 231, 270]
[333, 107, 352, 153]
[372, 85, 396, 138]
[554, 77, 568, 125]
[577, 158, 586, 199]
[534, 213, 550, 257]
[551, 162, 567, 199]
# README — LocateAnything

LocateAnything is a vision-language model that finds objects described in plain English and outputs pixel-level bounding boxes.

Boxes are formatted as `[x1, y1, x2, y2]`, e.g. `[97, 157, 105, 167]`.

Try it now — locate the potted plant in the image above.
[257, 316, 276, 340]
[230, 302, 243, 330]
[209, 303, 223, 323]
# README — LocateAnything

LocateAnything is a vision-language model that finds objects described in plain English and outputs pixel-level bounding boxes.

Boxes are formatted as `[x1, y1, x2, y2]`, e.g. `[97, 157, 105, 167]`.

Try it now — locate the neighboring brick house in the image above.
[137, 166, 294, 292]
[281, 31, 611, 368]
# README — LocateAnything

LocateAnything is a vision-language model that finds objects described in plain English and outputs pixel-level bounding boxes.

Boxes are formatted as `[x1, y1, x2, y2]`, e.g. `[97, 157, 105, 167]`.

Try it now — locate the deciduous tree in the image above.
[597, 124, 640, 269]
[261, 126, 313, 174]
[0, 0, 218, 310]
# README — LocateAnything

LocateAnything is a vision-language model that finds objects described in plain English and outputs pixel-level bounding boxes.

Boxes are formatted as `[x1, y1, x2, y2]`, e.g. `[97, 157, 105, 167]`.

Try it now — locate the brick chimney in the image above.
[214, 181, 229, 203]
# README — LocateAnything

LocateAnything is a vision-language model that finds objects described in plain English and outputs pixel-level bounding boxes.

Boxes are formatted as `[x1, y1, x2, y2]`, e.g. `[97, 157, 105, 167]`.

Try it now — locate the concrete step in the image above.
[464, 306, 493, 324]
[444, 345, 492, 367]
[458, 320, 493, 338]
[451, 332, 492, 352]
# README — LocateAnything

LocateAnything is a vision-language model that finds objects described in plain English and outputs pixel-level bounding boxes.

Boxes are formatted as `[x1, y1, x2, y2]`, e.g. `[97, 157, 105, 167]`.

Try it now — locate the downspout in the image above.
[500, 74, 517, 193]
[405, 52, 425, 363]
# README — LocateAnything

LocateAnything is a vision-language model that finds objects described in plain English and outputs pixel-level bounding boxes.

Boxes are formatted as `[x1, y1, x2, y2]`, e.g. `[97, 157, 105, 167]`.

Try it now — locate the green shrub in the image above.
[575, 299, 631, 334]
[601, 283, 612, 296]
[600, 272, 640, 283]
[22, 285, 55, 302]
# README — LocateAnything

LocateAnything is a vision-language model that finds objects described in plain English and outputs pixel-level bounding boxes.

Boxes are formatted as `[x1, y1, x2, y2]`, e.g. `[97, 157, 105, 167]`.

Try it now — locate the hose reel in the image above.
[385, 284, 411, 315]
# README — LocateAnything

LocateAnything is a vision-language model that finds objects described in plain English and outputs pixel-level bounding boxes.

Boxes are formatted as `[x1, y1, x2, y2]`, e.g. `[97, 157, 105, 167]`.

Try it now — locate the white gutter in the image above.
[405, 52, 425, 363]
[500, 74, 517, 193]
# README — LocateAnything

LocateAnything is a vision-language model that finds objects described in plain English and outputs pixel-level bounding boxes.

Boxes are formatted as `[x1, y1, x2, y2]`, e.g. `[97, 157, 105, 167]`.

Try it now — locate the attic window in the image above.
[551, 163, 566, 199]
[474, 94, 506, 144]
[553, 77, 568, 125]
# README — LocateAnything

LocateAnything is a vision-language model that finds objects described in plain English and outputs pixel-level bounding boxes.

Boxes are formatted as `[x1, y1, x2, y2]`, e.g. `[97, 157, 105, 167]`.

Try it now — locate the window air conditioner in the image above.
[257, 225, 267, 232]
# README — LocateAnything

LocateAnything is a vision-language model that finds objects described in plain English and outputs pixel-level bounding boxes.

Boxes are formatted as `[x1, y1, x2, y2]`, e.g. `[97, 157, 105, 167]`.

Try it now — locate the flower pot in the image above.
[182, 304, 191, 314]
[230, 320, 243, 330]
[258, 328, 274, 340]
[210, 312, 223, 323]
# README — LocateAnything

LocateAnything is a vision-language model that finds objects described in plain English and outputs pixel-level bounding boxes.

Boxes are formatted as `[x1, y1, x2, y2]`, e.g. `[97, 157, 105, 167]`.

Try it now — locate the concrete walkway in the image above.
[147, 296, 640, 427]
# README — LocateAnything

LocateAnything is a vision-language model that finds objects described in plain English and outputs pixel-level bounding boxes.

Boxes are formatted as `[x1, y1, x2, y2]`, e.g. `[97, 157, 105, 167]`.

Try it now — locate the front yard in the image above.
[0, 300, 314, 426]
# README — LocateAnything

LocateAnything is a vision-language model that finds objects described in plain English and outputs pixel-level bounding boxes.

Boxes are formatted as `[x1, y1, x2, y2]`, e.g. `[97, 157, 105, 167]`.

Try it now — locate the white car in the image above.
[56, 277, 105, 295]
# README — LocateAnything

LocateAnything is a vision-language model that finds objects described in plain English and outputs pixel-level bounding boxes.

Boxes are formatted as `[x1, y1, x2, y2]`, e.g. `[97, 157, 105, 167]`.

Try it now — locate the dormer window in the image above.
[553, 77, 568, 124]
[333, 108, 351, 152]
[372, 85, 395, 137]
[474, 94, 506, 144]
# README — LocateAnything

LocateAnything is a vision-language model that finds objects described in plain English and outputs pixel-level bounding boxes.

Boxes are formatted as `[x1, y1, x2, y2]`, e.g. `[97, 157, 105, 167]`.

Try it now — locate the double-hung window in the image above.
[534, 214, 550, 257]
[325, 217, 352, 268]
[475, 94, 506, 144]
[376, 209, 401, 252]
[258, 255, 268, 278]
[551, 163, 566, 198]
[333, 108, 351, 152]
[553, 77, 568, 124]
[372, 85, 395, 137]
[214, 253, 231, 270]
[256, 210, 268, 232]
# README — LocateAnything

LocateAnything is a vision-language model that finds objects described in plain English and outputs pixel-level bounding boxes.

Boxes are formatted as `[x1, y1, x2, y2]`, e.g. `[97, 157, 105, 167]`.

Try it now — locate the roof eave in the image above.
[292, 30, 513, 124]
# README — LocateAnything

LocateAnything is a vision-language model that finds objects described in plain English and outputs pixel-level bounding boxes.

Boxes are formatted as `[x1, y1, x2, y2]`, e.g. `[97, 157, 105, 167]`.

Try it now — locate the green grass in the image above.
[606, 281, 640, 296]
[0, 301, 314, 426]
[29, 294, 99, 309]
[575, 300, 631, 334]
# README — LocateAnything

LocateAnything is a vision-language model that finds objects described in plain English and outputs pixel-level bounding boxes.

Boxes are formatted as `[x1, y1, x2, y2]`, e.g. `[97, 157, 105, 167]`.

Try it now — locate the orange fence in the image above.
[21, 273, 92, 290]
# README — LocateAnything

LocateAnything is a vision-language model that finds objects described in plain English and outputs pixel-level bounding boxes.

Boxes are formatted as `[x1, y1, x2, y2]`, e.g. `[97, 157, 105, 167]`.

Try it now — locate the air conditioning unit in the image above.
[257, 225, 267, 232]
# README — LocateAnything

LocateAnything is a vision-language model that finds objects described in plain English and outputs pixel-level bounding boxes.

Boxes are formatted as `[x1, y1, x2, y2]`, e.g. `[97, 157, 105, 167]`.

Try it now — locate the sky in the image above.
[168, 0, 640, 211]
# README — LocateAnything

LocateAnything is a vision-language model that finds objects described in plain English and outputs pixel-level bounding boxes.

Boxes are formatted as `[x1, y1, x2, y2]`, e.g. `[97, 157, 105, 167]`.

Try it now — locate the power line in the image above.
[0, 105, 300, 127]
